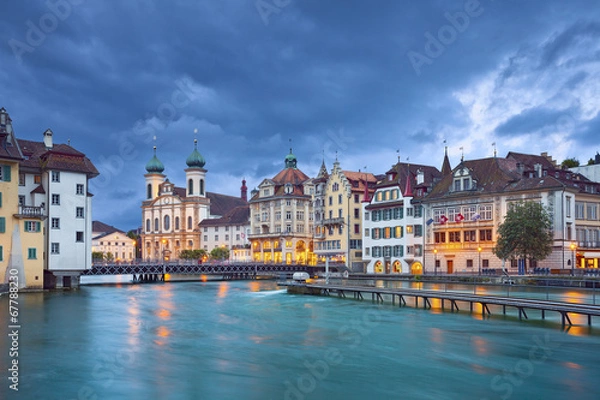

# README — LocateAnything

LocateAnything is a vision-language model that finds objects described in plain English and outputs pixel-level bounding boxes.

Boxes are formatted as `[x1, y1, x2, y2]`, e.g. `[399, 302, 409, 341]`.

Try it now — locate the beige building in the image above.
[91, 221, 136, 262]
[248, 150, 316, 265]
[314, 159, 377, 270]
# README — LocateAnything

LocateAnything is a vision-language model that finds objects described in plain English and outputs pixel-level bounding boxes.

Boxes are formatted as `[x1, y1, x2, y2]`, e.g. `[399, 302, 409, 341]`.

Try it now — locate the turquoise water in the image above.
[1, 280, 600, 400]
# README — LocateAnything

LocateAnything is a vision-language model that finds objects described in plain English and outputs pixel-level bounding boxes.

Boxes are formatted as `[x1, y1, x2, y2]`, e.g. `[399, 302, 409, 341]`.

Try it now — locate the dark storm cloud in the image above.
[1, 0, 599, 228]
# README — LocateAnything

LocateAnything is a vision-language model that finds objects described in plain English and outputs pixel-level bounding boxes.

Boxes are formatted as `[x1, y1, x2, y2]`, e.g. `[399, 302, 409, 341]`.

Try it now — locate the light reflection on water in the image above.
[2, 280, 600, 400]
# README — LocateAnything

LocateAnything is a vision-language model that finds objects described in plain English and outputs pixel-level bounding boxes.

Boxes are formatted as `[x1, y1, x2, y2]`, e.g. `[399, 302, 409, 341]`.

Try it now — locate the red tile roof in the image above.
[18, 139, 98, 177]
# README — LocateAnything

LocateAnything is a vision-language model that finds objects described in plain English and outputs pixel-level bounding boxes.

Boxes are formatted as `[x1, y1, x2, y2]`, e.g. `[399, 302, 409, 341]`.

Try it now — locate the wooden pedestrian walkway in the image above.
[281, 282, 600, 327]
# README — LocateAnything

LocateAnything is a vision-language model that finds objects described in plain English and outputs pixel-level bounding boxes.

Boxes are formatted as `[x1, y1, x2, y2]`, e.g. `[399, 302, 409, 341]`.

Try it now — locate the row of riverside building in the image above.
[3, 104, 600, 291]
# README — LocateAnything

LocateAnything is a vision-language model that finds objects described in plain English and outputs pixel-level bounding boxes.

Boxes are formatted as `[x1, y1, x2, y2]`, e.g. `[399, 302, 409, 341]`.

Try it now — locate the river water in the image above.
[1, 280, 600, 400]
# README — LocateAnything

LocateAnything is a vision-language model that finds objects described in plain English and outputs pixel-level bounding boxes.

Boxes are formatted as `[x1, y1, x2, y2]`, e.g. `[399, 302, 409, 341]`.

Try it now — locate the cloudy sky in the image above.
[1, 0, 599, 230]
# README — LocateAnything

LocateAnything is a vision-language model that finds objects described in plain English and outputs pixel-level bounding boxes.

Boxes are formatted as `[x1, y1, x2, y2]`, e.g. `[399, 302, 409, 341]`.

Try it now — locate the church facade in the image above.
[140, 140, 246, 261]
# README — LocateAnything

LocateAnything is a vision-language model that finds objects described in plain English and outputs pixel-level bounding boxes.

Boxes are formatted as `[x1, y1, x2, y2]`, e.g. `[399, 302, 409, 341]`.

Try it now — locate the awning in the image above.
[583, 252, 600, 259]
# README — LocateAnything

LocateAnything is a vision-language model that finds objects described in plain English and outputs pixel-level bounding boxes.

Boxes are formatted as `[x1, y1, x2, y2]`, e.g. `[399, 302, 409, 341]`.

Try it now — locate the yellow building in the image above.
[1, 107, 44, 291]
[313, 159, 377, 270]
[248, 150, 317, 265]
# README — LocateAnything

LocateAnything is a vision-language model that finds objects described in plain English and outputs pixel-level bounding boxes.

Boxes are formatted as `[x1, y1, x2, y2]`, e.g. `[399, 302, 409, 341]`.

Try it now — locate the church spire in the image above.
[441, 143, 451, 176]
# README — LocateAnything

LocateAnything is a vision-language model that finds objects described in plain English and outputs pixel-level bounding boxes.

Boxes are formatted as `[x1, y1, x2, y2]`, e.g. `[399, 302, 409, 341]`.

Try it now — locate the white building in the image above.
[199, 205, 251, 261]
[362, 161, 441, 274]
[18, 128, 98, 288]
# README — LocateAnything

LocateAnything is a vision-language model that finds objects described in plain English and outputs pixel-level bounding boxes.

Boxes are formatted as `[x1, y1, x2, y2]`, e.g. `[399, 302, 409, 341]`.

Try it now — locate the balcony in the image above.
[14, 205, 46, 219]
[322, 217, 345, 227]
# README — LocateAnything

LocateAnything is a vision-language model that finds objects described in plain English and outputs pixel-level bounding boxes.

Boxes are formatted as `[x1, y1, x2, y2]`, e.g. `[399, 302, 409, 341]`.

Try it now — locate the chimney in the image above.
[534, 163, 542, 178]
[43, 128, 53, 149]
[241, 179, 248, 202]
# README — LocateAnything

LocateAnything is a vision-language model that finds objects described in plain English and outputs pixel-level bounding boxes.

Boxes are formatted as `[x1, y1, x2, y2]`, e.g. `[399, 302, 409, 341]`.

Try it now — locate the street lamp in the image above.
[161, 239, 167, 263]
[433, 249, 438, 276]
[477, 246, 482, 276]
[570, 242, 577, 276]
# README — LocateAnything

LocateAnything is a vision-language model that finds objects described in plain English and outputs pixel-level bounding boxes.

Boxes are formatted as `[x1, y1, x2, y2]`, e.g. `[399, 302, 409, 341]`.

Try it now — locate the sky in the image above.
[1, 0, 600, 230]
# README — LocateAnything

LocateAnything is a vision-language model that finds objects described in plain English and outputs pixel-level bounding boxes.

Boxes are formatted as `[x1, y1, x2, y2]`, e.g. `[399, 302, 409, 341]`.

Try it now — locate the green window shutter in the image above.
[36, 221, 41, 232]
[0, 217, 5, 233]
[0, 191, 2, 207]
[0, 245, 3, 261]
[28, 248, 37, 259]
[2, 165, 11, 182]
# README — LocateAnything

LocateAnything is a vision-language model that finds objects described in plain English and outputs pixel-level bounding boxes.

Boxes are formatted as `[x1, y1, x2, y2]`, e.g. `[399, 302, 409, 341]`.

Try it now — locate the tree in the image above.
[92, 251, 104, 261]
[493, 201, 553, 271]
[210, 247, 230, 261]
[561, 157, 580, 168]
[179, 249, 207, 260]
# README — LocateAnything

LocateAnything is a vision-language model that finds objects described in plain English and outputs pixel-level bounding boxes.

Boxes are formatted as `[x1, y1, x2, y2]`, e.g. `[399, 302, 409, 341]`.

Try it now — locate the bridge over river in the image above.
[82, 261, 313, 282]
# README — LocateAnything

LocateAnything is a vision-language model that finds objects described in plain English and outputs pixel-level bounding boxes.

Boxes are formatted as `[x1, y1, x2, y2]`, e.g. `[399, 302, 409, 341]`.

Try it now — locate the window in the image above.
[575, 202, 585, 220]
[588, 203, 598, 221]
[354, 208, 360, 218]
[296, 211, 304, 220]
[414, 225, 422, 237]
[51, 242, 60, 254]
[464, 230, 476, 242]
[0, 165, 11, 182]
[480, 204, 492, 221]
[365, 228, 370, 237]
[454, 179, 461, 191]
[34, 175, 41, 184]
[215, 235, 219, 241]
[434, 232, 446, 243]
[328, 196, 332, 206]
[462, 206, 476, 222]
[155, 218, 159, 231]
[275, 211, 281, 221]
[19, 195, 25, 206]
[383, 209, 391, 220]
[414, 206, 422, 218]
[24, 221, 41, 232]
[463, 178, 471, 190]
[354, 224, 360, 234]
[296, 224, 304, 233]
[19, 173, 25, 186]
[338, 194, 343, 204]
[76, 184, 84, 195]
[406, 208, 414, 217]
[164, 215, 170, 231]
[393, 207, 403, 219]
[449, 231, 461, 242]
[215, 227, 219, 232]
[338, 209, 343, 218]
[365, 212, 370, 221]
[393, 245, 403, 257]
[52, 194, 60, 205]
[146, 219, 151, 232]
[147, 184, 152, 199]
[354, 194, 360, 203]
[236, 234, 240, 240]
[479, 229, 492, 241]
[52, 218, 60, 229]
[76, 232, 84, 242]
[225, 234, 229, 240]
[76, 207, 84, 218]
[203, 235, 208, 241]
[394, 226, 403, 238]
[51, 171, 60, 182]
[372, 228, 381, 239]
[175, 217, 180, 230]
[28, 248, 37, 259]
[372, 210, 380, 221]
[188, 179, 194, 195]
[286, 211, 292, 220]
[188, 216, 193, 230]
[466, 259, 473, 268]
[384, 227, 392, 239]
[566, 196, 572, 218]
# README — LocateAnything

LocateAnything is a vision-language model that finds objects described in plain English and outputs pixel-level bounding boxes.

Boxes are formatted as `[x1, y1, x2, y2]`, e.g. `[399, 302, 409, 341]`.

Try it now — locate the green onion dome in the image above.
[186, 139, 206, 168]
[145, 146, 165, 173]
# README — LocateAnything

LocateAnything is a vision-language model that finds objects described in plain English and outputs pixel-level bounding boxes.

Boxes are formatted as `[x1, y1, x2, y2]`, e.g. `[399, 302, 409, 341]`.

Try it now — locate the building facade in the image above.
[248, 150, 316, 265]
[420, 151, 600, 274]
[314, 160, 377, 271]
[199, 205, 251, 261]
[91, 221, 136, 262]
[362, 161, 441, 274]
[140, 140, 247, 261]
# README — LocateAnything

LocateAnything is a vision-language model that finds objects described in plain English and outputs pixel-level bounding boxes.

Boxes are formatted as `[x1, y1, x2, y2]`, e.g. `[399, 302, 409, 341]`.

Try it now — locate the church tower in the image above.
[144, 146, 165, 200]
[185, 139, 207, 197]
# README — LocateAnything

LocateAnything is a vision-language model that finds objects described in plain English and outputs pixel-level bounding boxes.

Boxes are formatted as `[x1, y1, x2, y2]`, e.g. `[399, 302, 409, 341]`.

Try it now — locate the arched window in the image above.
[188, 216, 193, 230]
[200, 179, 204, 195]
[147, 184, 152, 199]
[164, 215, 170, 231]
[188, 240, 193, 248]
[146, 219, 150, 232]
[154, 218, 159, 231]
[188, 179, 194, 195]
[175, 217, 180, 230]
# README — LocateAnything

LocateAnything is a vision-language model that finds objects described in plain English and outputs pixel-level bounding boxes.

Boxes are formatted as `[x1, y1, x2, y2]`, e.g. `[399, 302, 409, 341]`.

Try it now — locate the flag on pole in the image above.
[455, 213, 464, 223]
[472, 213, 481, 221]
[439, 215, 448, 225]
[426, 218, 434, 225]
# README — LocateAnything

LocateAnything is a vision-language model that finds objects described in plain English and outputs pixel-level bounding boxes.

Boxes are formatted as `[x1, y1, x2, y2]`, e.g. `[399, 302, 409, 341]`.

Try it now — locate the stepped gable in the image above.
[199, 205, 250, 227]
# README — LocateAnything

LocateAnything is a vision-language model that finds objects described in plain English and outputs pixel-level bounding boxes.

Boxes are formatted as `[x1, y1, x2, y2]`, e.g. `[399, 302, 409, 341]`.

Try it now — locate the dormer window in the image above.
[453, 169, 473, 192]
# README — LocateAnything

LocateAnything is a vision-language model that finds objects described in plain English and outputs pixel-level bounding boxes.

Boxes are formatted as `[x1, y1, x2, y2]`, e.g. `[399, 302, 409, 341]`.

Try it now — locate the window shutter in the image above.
[36, 221, 41, 232]
[0, 217, 5, 233]
[0, 245, 3, 261]
[0, 192, 2, 207]
[2, 165, 11, 182]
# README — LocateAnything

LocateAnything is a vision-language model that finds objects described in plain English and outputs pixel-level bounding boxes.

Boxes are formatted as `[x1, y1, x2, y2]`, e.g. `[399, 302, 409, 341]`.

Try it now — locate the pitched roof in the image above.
[199, 205, 250, 227]
[92, 220, 124, 235]
[271, 167, 310, 185]
[18, 139, 99, 176]
[206, 192, 247, 217]
[377, 162, 442, 199]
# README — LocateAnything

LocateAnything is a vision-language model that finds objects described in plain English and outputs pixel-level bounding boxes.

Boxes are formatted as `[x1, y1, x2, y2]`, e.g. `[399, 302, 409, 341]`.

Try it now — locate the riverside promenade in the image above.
[280, 279, 600, 328]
